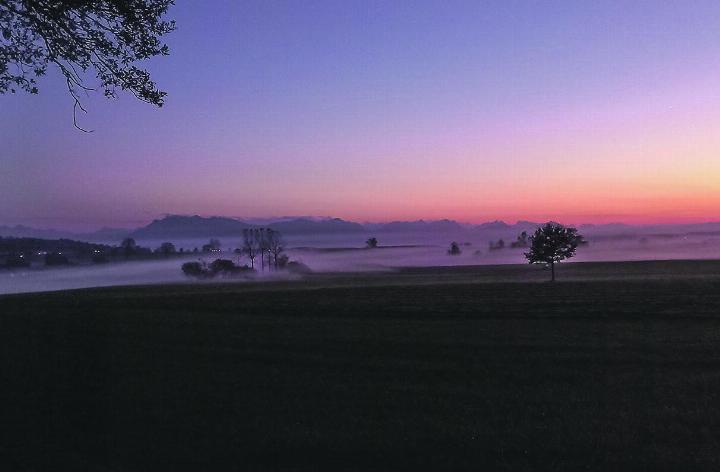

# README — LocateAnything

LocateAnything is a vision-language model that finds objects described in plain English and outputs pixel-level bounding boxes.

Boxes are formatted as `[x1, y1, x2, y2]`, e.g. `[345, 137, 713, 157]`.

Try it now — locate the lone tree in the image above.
[0, 0, 175, 129]
[448, 241, 461, 255]
[524, 223, 584, 282]
[241, 229, 259, 269]
[366, 237, 378, 249]
[265, 229, 284, 269]
[256, 228, 268, 271]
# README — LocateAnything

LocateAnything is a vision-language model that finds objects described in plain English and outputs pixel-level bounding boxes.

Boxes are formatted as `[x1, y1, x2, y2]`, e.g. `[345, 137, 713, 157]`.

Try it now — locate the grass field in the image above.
[2, 260, 720, 470]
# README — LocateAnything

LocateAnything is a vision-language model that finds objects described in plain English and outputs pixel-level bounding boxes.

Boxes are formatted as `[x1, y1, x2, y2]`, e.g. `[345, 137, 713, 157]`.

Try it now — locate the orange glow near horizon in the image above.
[4, 1, 720, 231]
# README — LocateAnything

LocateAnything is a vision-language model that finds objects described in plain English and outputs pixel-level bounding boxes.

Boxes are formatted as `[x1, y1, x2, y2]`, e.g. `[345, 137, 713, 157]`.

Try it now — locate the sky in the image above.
[2, 0, 720, 231]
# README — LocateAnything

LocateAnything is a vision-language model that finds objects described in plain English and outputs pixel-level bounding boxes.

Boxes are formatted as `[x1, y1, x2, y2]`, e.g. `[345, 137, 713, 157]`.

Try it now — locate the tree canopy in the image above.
[1, 0, 175, 128]
[524, 223, 584, 281]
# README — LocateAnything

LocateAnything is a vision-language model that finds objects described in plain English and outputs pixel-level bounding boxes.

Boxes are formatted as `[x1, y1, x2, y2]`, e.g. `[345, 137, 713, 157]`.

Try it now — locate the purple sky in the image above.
[3, 0, 720, 231]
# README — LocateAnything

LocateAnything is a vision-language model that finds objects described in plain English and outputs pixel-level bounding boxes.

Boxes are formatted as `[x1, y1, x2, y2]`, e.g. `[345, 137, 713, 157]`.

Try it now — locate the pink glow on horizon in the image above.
[4, 1, 720, 231]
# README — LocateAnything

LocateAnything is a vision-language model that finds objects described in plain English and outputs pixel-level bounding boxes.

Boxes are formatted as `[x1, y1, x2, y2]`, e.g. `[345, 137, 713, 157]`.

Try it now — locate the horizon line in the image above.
[4, 213, 720, 234]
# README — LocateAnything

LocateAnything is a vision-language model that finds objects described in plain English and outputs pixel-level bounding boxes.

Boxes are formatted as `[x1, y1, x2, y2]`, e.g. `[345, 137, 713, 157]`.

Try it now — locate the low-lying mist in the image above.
[2, 231, 720, 295]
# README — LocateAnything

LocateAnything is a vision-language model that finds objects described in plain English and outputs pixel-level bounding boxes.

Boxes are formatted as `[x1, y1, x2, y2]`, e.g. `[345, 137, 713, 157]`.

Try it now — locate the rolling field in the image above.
[2, 260, 720, 470]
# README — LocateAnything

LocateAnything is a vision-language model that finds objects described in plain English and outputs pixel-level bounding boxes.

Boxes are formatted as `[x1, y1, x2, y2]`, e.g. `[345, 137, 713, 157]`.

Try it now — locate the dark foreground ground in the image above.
[3, 260, 720, 471]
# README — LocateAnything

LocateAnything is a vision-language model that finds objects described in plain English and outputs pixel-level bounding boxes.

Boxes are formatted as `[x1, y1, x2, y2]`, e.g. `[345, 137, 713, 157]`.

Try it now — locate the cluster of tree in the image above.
[366, 237, 378, 249]
[3, 251, 72, 268]
[181, 259, 254, 279]
[0, 236, 109, 255]
[102, 238, 204, 261]
[510, 231, 530, 248]
[181, 229, 315, 279]
[236, 228, 285, 271]
[118, 238, 152, 258]
[0, 236, 111, 268]
[448, 242, 462, 255]
[489, 239, 506, 250]
[121, 238, 236, 259]
[153, 240, 228, 255]
[156, 242, 177, 255]
[202, 239, 221, 253]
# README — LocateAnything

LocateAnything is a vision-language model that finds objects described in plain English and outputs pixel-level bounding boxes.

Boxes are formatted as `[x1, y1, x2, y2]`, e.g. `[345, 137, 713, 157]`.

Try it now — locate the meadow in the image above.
[2, 260, 720, 470]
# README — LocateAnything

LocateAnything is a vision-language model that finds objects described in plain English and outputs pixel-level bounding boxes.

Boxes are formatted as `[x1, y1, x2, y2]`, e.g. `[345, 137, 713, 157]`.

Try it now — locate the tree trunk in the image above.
[550, 262, 555, 282]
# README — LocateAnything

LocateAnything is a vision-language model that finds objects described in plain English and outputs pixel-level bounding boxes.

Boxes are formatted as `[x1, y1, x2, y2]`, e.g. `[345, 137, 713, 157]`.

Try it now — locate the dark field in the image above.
[3, 260, 720, 470]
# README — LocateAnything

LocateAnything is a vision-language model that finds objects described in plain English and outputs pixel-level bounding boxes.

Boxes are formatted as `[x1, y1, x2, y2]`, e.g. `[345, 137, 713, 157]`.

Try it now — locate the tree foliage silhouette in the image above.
[0, 0, 175, 129]
[448, 241, 461, 255]
[241, 229, 259, 269]
[265, 229, 284, 269]
[524, 223, 584, 281]
[158, 241, 175, 255]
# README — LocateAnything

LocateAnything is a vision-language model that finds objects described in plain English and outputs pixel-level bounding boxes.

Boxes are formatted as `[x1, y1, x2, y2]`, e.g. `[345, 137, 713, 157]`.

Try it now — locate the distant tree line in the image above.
[0, 234, 231, 270]
[3, 223, 586, 282]
[0, 236, 111, 268]
[181, 259, 254, 279]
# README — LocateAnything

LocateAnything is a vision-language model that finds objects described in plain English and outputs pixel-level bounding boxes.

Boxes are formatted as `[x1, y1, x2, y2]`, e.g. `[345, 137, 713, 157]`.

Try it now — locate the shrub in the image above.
[182, 261, 206, 278]
[286, 261, 312, 274]
[209, 259, 237, 275]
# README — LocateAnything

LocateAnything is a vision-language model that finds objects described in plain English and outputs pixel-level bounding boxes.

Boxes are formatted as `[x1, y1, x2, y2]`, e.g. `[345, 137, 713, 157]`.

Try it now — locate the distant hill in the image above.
[89, 227, 131, 242]
[8, 215, 720, 243]
[375, 219, 465, 233]
[128, 215, 365, 239]
[0, 224, 77, 240]
[475, 220, 511, 230]
[130, 215, 251, 239]
[513, 221, 542, 231]
[268, 218, 365, 235]
[0, 236, 111, 256]
[0, 224, 128, 242]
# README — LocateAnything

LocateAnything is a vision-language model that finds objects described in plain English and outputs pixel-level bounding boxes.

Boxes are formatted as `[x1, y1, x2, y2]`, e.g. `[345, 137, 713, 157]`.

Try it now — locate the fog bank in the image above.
[2, 231, 720, 295]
